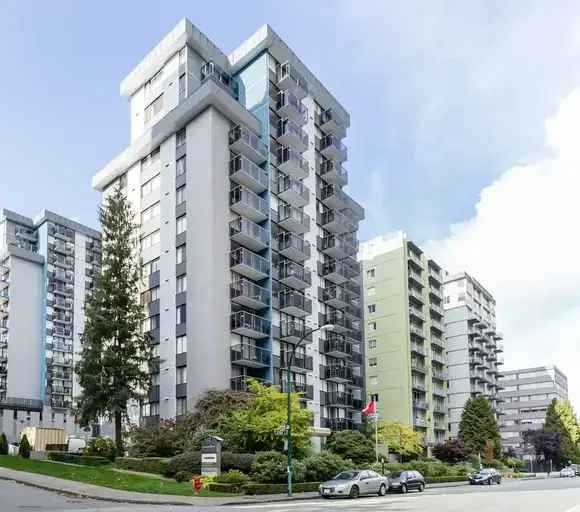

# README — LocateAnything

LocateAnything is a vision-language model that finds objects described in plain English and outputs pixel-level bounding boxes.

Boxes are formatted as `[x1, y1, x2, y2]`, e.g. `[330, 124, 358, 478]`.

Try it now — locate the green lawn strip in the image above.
[0, 456, 233, 497]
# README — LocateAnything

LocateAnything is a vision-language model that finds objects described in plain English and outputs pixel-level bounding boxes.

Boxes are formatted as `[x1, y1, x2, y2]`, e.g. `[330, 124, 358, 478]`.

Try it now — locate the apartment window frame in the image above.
[141, 174, 161, 197]
[176, 185, 186, 206]
[176, 215, 187, 235]
[141, 202, 160, 224]
[176, 128, 186, 148]
[176, 397, 187, 416]
[176, 275, 187, 294]
[366, 269, 375, 279]
[369, 357, 378, 368]
[176, 335, 187, 354]
[176, 366, 187, 385]
[176, 156, 186, 177]
[141, 230, 160, 250]
[144, 93, 164, 123]
[367, 304, 376, 314]
[176, 304, 186, 325]
[142, 257, 160, 277]
[368, 339, 377, 350]
[368, 321, 377, 331]
[176, 245, 186, 265]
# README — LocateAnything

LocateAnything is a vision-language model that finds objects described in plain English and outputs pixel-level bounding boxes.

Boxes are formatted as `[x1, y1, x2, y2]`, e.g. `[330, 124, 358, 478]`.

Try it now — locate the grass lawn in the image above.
[0, 456, 233, 497]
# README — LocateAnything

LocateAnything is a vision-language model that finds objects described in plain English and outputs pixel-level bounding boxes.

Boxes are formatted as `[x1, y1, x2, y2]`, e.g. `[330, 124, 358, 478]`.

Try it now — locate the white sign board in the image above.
[202, 453, 217, 463]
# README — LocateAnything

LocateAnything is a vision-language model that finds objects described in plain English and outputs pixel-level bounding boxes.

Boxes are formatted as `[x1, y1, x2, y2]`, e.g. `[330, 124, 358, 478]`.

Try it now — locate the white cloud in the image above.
[427, 89, 580, 410]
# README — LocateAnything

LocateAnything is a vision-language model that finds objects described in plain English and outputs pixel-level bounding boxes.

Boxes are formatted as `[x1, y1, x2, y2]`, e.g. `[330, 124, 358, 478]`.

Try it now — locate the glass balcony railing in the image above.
[230, 279, 270, 309]
[318, 159, 348, 185]
[230, 247, 269, 279]
[229, 125, 268, 165]
[229, 154, 269, 193]
[276, 90, 307, 125]
[278, 62, 308, 99]
[317, 108, 346, 136]
[229, 185, 269, 222]
[230, 343, 271, 367]
[230, 311, 270, 338]
[200, 61, 239, 99]
[277, 118, 308, 152]
[277, 232, 311, 262]
[278, 261, 312, 288]
[320, 134, 347, 161]
[278, 203, 310, 234]
[277, 175, 309, 207]
[229, 217, 269, 250]
[277, 146, 309, 180]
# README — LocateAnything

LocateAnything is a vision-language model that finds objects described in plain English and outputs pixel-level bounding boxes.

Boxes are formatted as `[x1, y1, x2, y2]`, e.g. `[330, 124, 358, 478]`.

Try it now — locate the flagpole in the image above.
[374, 408, 378, 463]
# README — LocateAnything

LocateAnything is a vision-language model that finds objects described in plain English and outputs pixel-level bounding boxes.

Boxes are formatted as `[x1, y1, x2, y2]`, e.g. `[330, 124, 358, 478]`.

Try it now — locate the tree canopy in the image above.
[544, 399, 580, 462]
[523, 429, 563, 466]
[377, 421, 424, 461]
[433, 438, 469, 464]
[325, 430, 375, 465]
[458, 396, 501, 456]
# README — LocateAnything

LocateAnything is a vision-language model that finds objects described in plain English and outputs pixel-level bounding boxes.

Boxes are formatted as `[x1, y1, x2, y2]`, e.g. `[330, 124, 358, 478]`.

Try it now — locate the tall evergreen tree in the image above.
[544, 399, 580, 462]
[75, 186, 151, 452]
[458, 396, 501, 456]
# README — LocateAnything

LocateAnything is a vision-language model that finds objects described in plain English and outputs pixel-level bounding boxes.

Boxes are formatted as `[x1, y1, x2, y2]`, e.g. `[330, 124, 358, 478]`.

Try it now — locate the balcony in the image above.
[230, 185, 269, 223]
[430, 319, 444, 335]
[325, 392, 353, 407]
[230, 279, 270, 310]
[229, 155, 269, 194]
[277, 147, 309, 180]
[430, 287, 443, 301]
[280, 320, 313, 344]
[324, 310, 350, 333]
[431, 335, 445, 350]
[325, 365, 353, 382]
[432, 387, 446, 398]
[408, 269, 423, 288]
[229, 125, 268, 165]
[230, 344, 271, 368]
[410, 342, 426, 356]
[0, 290, 8, 304]
[229, 217, 269, 252]
[495, 342, 504, 353]
[318, 108, 346, 138]
[230, 375, 270, 392]
[320, 135, 347, 162]
[320, 184, 348, 210]
[496, 355, 505, 365]
[430, 302, 444, 317]
[277, 204, 310, 234]
[278, 62, 308, 99]
[319, 209, 355, 235]
[432, 369, 448, 381]
[277, 175, 309, 208]
[495, 331, 504, 341]
[230, 247, 269, 281]
[408, 250, 423, 269]
[411, 361, 426, 374]
[277, 233, 310, 262]
[279, 261, 311, 290]
[431, 351, 445, 365]
[278, 118, 308, 153]
[319, 260, 349, 285]
[322, 285, 350, 308]
[318, 159, 348, 186]
[409, 324, 425, 339]
[200, 61, 239, 99]
[230, 311, 270, 339]
[279, 290, 312, 317]
[276, 90, 307, 126]
[319, 234, 357, 260]
[280, 351, 313, 373]
[408, 287, 424, 304]
[413, 417, 427, 428]
[413, 400, 428, 411]
[323, 417, 353, 431]
[409, 306, 425, 322]
[321, 334, 351, 358]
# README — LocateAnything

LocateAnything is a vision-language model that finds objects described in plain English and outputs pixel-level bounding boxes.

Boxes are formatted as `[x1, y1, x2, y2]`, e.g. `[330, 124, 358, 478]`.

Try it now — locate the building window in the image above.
[151, 373, 160, 386]
[369, 357, 378, 367]
[176, 275, 187, 294]
[144, 94, 164, 123]
[368, 321, 377, 331]
[370, 393, 379, 402]
[142, 257, 160, 277]
[176, 156, 186, 177]
[141, 230, 160, 249]
[142, 315, 160, 332]
[141, 286, 160, 305]
[176, 335, 187, 354]
[179, 73, 186, 99]
[367, 304, 376, 314]
[141, 174, 160, 197]
[458, 293, 465, 302]
[176, 245, 186, 265]
[141, 202, 160, 224]
[176, 305, 186, 325]
[368, 339, 377, 350]
[366, 269, 375, 279]
[176, 216, 187, 235]
[367, 287, 376, 297]
[176, 397, 187, 416]
[176, 366, 187, 385]
[141, 147, 160, 168]
[176, 186, 186, 205]
[176, 128, 186, 148]
[369, 375, 379, 386]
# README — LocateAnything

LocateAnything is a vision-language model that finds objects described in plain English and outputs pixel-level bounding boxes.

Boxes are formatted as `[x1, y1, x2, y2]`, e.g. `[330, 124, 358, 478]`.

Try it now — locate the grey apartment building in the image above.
[0, 209, 101, 441]
[443, 272, 504, 437]
[91, 19, 365, 447]
[498, 366, 568, 457]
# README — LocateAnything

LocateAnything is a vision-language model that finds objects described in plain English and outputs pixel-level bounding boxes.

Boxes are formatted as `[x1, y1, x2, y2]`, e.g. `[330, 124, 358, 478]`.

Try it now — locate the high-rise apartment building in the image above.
[443, 272, 504, 438]
[91, 19, 365, 445]
[498, 366, 568, 457]
[0, 209, 101, 441]
[359, 232, 447, 446]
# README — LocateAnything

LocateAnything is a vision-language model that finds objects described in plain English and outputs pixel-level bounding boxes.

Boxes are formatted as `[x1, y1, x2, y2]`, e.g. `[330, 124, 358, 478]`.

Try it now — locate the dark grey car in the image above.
[388, 470, 426, 493]
[319, 470, 389, 498]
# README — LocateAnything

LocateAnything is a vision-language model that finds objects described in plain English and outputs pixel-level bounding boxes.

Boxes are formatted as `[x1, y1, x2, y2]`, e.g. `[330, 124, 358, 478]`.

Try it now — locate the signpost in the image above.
[200, 435, 223, 476]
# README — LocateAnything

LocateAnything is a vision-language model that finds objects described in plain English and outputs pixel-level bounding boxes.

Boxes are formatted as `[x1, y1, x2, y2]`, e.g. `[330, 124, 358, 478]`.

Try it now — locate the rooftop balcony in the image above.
[321, 334, 351, 358]
[230, 247, 269, 281]
[230, 279, 270, 310]
[319, 209, 356, 235]
[324, 365, 353, 383]
[277, 233, 311, 262]
[230, 185, 269, 223]
[320, 135, 347, 162]
[229, 125, 268, 165]
[280, 351, 313, 373]
[229, 217, 269, 252]
[322, 285, 350, 308]
[279, 290, 312, 318]
[277, 203, 310, 235]
[229, 155, 269, 194]
[320, 184, 348, 210]
[318, 159, 348, 186]
[319, 260, 349, 285]
[279, 320, 313, 344]
[277, 147, 309, 180]
[317, 108, 346, 138]
[277, 175, 309, 208]
[231, 343, 271, 368]
[276, 90, 308, 126]
[200, 61, 239, 99]
[230, 311, 270, 339]
[278, 62, 308, 99]
[278, 118, 308, 153]
[278, 261, 311, 290]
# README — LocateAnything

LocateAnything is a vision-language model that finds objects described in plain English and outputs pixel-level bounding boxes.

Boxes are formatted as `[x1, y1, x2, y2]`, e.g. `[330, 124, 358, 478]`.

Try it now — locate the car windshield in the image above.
[480, 469, 494, 474]
[390, 472, 402, 478]
[334, 471, 360, 480]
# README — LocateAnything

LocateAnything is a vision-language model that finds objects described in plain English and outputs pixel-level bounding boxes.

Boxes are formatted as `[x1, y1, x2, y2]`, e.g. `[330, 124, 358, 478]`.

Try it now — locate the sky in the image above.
[1, 2, 580, 407]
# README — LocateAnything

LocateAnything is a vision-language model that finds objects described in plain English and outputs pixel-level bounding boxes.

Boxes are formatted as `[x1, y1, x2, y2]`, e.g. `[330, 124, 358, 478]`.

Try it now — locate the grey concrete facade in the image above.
[498, 366, 568, 457]
[443, 271, 504, 438]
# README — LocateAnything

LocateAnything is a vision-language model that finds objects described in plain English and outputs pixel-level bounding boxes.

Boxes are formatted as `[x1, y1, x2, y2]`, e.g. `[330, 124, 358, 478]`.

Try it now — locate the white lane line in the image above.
[562, 505, 580, 512]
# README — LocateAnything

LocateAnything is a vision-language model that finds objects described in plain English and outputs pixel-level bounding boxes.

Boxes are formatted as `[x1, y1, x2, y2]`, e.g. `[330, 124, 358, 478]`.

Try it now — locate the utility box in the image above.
[20, 427, 66, 452]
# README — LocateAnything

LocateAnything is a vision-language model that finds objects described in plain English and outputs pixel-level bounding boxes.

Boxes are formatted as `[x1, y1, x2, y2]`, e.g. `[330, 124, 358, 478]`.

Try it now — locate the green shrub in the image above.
[215, 469, 249, 485]
[85, 438, 116, 461]
[166, 451, 201, 477]
[174, 470, 193, 483]
[0, 433, 8, 456]
[114, 457, 169, 475]
[384, 462, 404, 473]
[221, 452, 255, 473]
[45, 444, 67, 452]
[486, 459, 506, 471]
[450, 462, 475, 476]
[19, 435, 31, 459]
[325, 430, 374, 465]
[241, 482, 320, 495]
[425, 475, 467, 484]
[407, 460, 450, 477]
[46, 451, 110, 466]
[251, 451, 306, 483]
[303, 451, 353, 482]
[207, 482, 242, 494]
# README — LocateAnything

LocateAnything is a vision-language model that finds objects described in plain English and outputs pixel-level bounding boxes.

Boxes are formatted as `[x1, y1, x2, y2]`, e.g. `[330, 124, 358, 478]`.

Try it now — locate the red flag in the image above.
[362, 400, 377, 416]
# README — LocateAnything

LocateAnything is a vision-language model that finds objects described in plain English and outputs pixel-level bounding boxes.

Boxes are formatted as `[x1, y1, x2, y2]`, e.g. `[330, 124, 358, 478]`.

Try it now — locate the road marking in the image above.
[562, 505, 580, 512]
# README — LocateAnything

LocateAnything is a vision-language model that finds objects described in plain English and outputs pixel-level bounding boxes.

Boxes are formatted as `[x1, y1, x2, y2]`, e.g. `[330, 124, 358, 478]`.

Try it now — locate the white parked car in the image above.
[560, 467, 575, 478]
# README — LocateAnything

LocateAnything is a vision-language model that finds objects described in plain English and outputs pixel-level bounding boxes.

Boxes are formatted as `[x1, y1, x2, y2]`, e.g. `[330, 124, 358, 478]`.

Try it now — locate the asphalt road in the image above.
[3, 477, 580, 512]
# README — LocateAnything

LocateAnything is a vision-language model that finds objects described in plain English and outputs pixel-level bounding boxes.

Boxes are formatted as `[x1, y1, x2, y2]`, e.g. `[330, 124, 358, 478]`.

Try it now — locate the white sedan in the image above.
[560, 467, 575, 477]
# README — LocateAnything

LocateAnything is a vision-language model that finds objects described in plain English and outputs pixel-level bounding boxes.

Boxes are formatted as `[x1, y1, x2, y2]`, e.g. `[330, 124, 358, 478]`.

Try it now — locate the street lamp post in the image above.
[286, 323, 334, 497]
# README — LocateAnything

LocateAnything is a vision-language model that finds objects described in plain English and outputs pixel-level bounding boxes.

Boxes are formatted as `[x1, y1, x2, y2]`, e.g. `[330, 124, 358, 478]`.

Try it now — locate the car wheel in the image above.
[497, 479, 501, 485]
[418, 482, 425, 492]
[400, 484, 408, 494]
[378, 484, 387, 496]
[349, 485, 360, 499]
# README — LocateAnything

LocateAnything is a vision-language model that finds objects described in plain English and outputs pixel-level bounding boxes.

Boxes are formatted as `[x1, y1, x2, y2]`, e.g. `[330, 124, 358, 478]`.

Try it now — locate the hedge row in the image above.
[114, 457, 169, 475]
[240, 482, 320, 495]
[510, 473, 536, 479]
[425, 476, 468, 484]
[46, 452, 110, 466]
[207, 482, 244, 494]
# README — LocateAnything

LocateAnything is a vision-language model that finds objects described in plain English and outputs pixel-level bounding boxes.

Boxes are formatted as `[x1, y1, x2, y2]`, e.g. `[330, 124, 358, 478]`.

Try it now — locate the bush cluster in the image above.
[46, 451, 110, 466]
[19, 435, 31, 459]
[251, 451, 306, 484]
[85, 438, 117, 461]
[0, 433, 8, 455]
[370, 460, 475, 478]
[215, 469, 249, 485]
[114, 457, 169, 475]
[165, 451, 256, 479]
[240, 482, 320, 495]
[303, 451, 354, 482]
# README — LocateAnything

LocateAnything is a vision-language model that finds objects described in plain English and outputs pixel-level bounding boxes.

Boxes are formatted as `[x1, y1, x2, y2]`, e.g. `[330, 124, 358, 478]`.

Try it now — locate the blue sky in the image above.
[3, 2, 580, 404]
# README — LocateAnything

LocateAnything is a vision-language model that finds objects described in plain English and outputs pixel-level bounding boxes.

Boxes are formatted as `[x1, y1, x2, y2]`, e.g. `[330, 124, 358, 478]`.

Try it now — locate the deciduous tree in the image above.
[377, 421, 424, 461]
[433, 438, 469, 464]
[545, 399, 580, 462]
